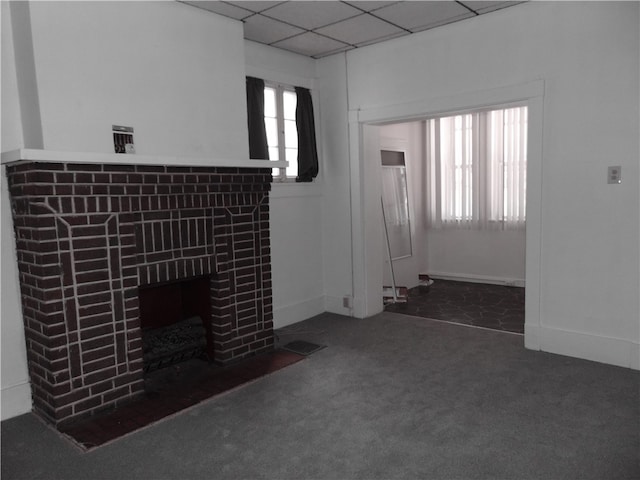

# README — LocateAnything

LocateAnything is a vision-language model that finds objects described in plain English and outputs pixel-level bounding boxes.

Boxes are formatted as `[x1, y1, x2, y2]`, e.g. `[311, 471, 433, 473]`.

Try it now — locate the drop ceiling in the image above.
[181, 1, 525, 58]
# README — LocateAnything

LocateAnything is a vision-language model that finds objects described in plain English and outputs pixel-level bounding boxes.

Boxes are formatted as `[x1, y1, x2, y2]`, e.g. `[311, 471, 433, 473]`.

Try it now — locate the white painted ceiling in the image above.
[181, 1, 526, 58]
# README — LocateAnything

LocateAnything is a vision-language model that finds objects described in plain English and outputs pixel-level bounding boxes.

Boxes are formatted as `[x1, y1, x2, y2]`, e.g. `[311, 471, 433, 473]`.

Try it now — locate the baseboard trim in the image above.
[1, 381, 32, 421]
[524, 324, 639, 370]
[272, 295, 325, 329]
[428, 272, 525, 288]
[324, 295, 354, 317]
[630, 342, 640, 371]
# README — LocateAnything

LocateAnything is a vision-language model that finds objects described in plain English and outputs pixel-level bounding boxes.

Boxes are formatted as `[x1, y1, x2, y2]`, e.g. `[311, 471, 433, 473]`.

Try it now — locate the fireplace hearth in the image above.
[6, 156, 275, 425]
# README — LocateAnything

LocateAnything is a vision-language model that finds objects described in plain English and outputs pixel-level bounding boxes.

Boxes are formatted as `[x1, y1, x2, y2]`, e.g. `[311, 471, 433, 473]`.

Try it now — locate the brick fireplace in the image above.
[6, 156, 275, 425]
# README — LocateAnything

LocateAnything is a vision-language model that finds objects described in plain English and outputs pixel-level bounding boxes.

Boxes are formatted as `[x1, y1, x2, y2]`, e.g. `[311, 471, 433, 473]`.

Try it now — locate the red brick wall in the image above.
[6, 161, 274, 425]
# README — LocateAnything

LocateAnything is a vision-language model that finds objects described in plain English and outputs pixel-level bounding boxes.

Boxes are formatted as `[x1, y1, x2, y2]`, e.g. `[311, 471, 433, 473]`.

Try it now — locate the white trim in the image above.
[1, 381, 32, 421]
[1, 148, 288, 169]
[523, 93, 544, 348]
[428, 272, 525, 288]
[351, 80, 544, 332]
[272, 295, 325, 329]
[358, 80, 544, 125]
[630, 343, 640, 371]
[525, 324, 640, 370]
[348, 120, 367, 319]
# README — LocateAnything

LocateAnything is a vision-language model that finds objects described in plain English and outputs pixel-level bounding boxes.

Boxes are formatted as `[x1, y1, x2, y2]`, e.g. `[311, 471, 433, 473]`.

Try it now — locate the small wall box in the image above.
[113, 125, 135, 154]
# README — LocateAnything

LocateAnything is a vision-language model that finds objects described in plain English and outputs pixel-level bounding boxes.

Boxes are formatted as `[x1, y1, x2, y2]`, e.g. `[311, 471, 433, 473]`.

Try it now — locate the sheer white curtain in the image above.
[426, 105, 527, 230]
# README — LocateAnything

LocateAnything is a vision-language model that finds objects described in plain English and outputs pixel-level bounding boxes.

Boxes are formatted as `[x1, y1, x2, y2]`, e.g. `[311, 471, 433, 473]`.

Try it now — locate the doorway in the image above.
[379, 111, 527, 334]
[348, 81, 544, 350]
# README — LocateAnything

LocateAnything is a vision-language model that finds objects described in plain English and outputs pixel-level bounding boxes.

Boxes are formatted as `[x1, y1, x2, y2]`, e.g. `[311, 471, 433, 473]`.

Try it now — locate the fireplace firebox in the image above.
[6, 158, 275, 425]
[139, 276, 213, 372]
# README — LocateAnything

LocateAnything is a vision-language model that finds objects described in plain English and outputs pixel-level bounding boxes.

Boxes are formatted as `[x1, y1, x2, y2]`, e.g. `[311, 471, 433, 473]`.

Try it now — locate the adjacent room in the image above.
[2, 1, 638, 478]
[378, 113, 527, 334]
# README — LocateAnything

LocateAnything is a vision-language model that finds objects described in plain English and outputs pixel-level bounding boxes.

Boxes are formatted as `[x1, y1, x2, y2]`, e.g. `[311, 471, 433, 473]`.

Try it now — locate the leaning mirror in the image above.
[381, 150, 412, 260]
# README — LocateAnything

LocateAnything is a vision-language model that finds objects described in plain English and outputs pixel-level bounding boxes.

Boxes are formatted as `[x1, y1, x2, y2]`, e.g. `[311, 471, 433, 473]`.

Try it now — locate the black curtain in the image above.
[246, 76, 269, 160]
[295, 87, 319, 182]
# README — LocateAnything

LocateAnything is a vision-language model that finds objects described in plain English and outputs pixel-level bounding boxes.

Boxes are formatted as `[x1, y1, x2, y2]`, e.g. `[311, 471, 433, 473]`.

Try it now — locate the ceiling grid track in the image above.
[180, 1, 526, 58]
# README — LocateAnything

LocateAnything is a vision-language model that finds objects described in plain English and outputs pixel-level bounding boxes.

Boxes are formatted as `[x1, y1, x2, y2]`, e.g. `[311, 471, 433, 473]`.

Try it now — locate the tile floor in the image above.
[57, 349, 304, 450]
[385, 279, 525, 334]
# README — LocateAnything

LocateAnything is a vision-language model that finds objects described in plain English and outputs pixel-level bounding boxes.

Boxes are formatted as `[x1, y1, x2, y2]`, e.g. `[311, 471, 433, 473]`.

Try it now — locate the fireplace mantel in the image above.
[1, 149, 287, 169]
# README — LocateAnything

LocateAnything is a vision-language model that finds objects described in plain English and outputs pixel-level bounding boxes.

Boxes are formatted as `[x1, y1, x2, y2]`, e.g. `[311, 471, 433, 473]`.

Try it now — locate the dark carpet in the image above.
[281, 340, 326, 356]
[385, 279, 525, 334]
[2, 312, 638, 480]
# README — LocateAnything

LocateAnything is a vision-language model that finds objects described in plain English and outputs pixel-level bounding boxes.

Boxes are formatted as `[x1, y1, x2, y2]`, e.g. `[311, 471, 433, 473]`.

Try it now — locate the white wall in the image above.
[2, 2, 24, 152]
[325, 1, 639, 368]
[266, 184, 325, 328]
[1, 1, 31, 421]
[28, 1, 248, 159]
[244, 41, 326, 329]
[0, 171, 29, 421]
[426, 229, 526, 285]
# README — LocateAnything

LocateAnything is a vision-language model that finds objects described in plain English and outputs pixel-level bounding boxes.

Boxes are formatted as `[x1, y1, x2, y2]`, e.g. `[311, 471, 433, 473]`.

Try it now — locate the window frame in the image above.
[264, 82, 298, 183]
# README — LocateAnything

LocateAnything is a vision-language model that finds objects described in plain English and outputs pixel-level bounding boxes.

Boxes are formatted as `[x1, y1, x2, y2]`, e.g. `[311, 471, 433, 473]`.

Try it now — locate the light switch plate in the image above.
[608, 166, 622, 184]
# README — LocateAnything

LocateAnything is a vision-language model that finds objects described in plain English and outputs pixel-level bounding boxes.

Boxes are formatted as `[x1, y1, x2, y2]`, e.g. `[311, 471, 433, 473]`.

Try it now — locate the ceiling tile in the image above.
[272, 31, 351, 57]
[355, 30, 409, 48]
[181, 1, 254, 20]
[470, 1, 525, 14]
[343, 1, 401, 13]
[262, 1, 363, 30]
[225, 1, 286, 13]
[316, 13, 406, 46]
[243, 14, 305, 44]
[181, 0, 528, 59]
[457, 1, 504, 12]
[409, 14, 475, 33]
[315, 44, 355, 59]
[373, 1, 474, 31]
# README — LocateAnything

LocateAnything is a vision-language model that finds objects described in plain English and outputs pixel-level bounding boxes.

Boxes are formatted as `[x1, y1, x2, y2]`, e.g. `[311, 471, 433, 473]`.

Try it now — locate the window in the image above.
[264, 84, 298, 181]
[247, 76, 318, 183]
[426, 105, 527, 229]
